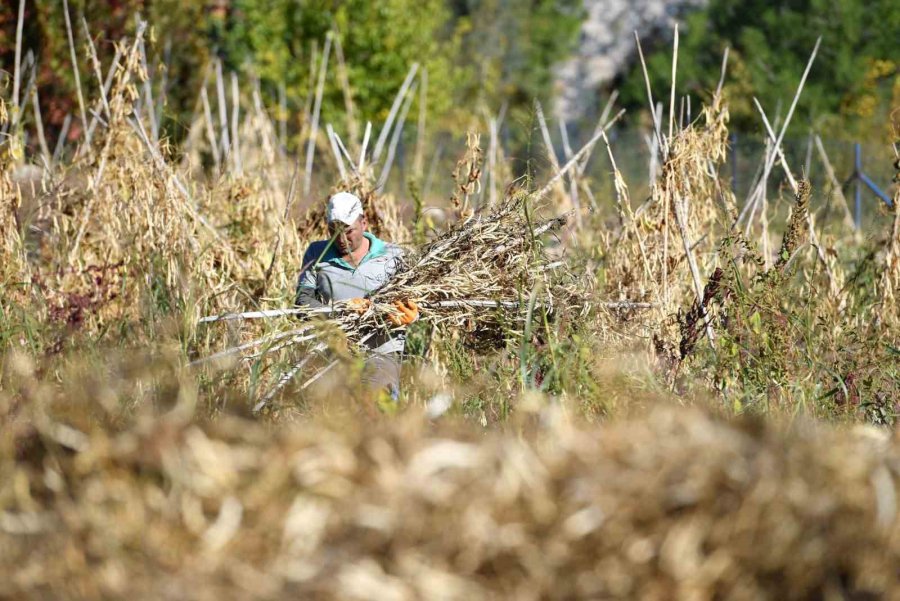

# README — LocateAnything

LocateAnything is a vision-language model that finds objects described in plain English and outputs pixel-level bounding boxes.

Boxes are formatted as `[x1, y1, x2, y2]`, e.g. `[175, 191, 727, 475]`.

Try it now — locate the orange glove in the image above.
[346, 298, 371, 314]
[388, 300, 419, 326]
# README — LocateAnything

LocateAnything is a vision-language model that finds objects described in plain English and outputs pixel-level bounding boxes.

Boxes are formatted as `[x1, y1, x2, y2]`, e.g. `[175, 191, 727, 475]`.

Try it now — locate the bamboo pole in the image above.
[577, 90, 617, 174]
[644, 131, 659, 183]
[672, 190, 715, 346]
[634, 31, 665, 158]
[230, 71, 242, 175]
[12, 0, 26, 117]
[302, 40, 318, 134]
[535, 101, 565, 194]
[358, 121, 372, 172]
[304, 32, 332, 196]
[755, 103, 838, 294]
[80, 17, 110, 119]
[278, 82, 287, 150]
[198, 299, 653, 326]
[85, 45, 122, 141]
[414, 68, 428, 179]
[136, 28, 158, 142]
[251, 76, 278, 165]
[53, 114, 72, 163]
[814, 135, 857, 232]
[423, 142, 444, 202]
[558, 120, 584, 222]
[738, 38, 821, 228]
[714, 46, 730, 101]
[332, 130, 359, 177]
[332, 32, 359, 148]
[256, 343, 328, 409]
[200, 85, 221, 170]
[377, 81, 417, 191]
[488, 116, 498, 208]
[30, 85, 51, 166]
[752, 98, 797, 190]
[62, 0, 91, 152]
[372, 63, 419, 165]
[190, 326, 318, 367]
[326, 124, 348, 181]
[11, 49, 35, 131]
[215, 58, 231, 165]
[532, 110, 626, 203]
[668, 24, 679, 141]
[155, 38, 171, 133]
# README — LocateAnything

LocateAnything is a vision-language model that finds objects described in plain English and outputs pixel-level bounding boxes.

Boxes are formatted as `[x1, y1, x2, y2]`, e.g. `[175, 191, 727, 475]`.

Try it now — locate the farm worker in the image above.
[295, 191, 418, 401]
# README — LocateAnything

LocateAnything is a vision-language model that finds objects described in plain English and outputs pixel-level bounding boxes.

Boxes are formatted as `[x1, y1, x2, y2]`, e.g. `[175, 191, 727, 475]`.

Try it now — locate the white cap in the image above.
[326, 192, 363, 225]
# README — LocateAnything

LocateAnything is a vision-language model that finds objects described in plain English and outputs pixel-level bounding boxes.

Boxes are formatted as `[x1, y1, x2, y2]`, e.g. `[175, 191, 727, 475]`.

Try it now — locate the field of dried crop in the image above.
[2, 14, 900, 600]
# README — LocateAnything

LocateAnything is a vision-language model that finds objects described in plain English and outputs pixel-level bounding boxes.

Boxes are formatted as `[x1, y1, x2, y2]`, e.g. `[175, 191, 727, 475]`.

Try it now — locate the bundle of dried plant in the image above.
[4, 365, 900, 601]
[197, 192, 575, 405]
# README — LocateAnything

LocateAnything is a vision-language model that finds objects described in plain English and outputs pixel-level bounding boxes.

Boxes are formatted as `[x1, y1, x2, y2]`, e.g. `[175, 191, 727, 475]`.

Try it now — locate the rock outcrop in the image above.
[555, 0, 707, 121]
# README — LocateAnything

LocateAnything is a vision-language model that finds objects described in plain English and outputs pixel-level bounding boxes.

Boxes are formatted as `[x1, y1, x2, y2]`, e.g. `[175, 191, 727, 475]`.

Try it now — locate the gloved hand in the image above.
[388, 300, 419, 326]
[346, 298, 371, 314]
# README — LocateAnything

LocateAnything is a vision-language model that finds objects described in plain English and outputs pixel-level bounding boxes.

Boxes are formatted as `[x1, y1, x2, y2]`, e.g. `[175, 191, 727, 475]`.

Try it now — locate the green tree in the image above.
[219, 0, 469, 136]
[617, 0, 900, 140]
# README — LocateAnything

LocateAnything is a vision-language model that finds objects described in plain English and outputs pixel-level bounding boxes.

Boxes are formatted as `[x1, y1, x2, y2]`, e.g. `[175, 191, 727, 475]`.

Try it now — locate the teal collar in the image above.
[325, 232, 386, 270]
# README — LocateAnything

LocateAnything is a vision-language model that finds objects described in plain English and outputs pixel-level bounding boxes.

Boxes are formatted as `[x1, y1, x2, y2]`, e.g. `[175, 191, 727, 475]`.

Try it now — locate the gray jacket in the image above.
[295, 232, 405, 353]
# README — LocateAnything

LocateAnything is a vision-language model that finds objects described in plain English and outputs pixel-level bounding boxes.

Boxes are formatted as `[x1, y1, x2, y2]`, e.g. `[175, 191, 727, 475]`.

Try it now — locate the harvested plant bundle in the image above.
[197, 193, 573, 402]
[4, 386, 900, 600]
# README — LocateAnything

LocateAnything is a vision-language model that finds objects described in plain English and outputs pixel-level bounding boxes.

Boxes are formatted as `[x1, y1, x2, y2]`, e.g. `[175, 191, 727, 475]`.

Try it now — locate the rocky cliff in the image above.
[555, 0, 707, 121]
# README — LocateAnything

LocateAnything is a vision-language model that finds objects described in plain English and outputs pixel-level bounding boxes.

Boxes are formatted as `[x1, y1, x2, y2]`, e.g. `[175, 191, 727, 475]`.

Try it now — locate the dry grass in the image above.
[3, 358, 900, 600]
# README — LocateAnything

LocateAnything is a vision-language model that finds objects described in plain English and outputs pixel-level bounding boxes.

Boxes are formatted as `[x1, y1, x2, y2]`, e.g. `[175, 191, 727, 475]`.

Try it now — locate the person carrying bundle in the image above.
[294, 192, 419, 401]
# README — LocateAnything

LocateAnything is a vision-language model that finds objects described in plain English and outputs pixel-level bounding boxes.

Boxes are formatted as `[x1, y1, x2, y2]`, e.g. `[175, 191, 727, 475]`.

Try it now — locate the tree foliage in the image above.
[616, 0, 900, 140]
[0, 0, 582, 149]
